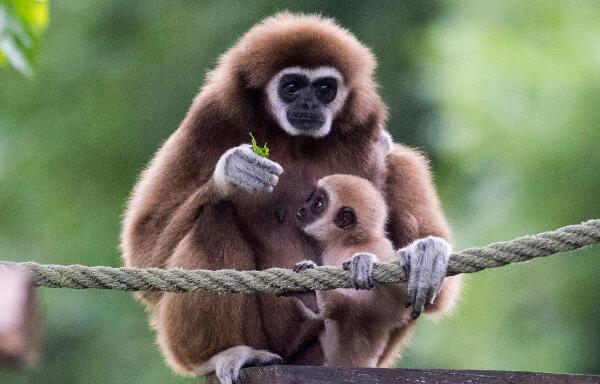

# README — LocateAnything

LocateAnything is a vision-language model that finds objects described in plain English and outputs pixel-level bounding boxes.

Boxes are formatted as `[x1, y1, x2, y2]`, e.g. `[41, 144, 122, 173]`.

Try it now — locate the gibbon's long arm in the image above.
[384, 144, 462, 317]
[121, 119, 276, 374]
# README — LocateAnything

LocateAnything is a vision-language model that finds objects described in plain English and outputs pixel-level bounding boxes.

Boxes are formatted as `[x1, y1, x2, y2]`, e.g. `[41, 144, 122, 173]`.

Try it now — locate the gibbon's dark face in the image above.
[297, 188, 357, 232]
[278, 73, 337, 132]
[297, 188, 329, 227]
[267, 67, 349, 138]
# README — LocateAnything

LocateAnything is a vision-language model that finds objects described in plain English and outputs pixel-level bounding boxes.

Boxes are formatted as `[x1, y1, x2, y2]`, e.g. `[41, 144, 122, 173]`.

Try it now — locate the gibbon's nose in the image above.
[301, 97, 320, 110]
[297, 207, 308, 221]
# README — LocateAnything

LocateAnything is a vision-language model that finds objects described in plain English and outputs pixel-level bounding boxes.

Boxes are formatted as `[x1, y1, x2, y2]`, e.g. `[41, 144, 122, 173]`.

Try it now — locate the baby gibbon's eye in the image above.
[313, 198, 323, 209]
[335, 207, 356, 229]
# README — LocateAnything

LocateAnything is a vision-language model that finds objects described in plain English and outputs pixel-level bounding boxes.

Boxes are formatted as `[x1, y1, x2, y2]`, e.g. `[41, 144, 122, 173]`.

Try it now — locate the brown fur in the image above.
[121, 12, 461, 375]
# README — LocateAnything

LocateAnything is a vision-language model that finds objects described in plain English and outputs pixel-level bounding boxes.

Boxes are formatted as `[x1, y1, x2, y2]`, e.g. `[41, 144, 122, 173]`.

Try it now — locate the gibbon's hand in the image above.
[397, 236, 451, 319]
[343, 253, 375, 290]
[292, 259, 317, 273]
[213, 144, 283, 194]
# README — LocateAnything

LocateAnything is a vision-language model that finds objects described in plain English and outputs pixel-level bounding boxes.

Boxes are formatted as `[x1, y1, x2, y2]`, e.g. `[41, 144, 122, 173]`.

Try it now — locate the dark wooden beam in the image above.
[0, 267, 39, 368]
[205, 365, 600, 384]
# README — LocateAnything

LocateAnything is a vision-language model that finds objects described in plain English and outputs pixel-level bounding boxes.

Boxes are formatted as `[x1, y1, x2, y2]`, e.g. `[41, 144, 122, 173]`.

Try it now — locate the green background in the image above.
[1, 1, 599, 383]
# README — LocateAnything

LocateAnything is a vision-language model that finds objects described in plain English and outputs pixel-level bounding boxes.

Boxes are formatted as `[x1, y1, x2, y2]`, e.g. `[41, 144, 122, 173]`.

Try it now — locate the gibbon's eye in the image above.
[284, 81, 300, 95]
[313, 197, 323, 209]
[278, 74, 309, 102]
[313, 77, 338, 104]
[335, 207, 356, 229]
[317, 85, 332, 98]
[308, 188, 328, 213]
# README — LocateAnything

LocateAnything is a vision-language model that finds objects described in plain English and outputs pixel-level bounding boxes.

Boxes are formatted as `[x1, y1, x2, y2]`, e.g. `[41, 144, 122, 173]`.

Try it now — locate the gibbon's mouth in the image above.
[288, 118, 325, 131]
[287, 111, 325, 131]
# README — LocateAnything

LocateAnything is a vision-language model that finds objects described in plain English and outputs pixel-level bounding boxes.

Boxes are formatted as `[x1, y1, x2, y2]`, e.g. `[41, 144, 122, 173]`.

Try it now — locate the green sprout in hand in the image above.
[249, 133, 270, 158]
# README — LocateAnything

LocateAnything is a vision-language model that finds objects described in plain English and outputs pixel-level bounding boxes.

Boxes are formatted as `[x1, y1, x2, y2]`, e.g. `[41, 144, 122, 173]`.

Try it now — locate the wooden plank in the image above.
[0, 267, 39, 368]
[205, 366, 600, 384]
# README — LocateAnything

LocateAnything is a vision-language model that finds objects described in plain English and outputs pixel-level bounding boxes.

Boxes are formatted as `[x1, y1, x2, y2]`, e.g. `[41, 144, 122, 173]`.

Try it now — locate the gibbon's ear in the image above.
[335, 207, 356, 229]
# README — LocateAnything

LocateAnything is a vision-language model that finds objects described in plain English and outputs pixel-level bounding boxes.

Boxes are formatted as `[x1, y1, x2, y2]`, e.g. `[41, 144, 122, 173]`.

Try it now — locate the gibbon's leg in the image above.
[385, 144, 462, 319]
[154, 201, 273, 377]
[194, 346, 282, 384]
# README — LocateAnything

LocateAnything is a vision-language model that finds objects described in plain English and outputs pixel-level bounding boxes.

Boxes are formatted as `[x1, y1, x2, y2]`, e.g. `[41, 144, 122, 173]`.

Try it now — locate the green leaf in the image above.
[0, 0, 48, 77]
[249, 132, 270, 158]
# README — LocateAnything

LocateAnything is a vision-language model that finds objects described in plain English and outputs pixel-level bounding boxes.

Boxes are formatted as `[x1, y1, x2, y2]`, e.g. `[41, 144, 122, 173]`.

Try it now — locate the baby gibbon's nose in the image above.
[297, 207, 308, 221]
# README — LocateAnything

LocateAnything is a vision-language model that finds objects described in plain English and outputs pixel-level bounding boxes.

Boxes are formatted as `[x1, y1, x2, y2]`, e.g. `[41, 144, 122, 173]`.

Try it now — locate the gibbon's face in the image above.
[266, 66, 349, 138]
[297, 187, 357, 239]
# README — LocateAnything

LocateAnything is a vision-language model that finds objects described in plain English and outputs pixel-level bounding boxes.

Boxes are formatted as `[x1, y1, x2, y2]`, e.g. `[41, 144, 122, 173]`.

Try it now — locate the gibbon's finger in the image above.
[234, 160, 280, 186]
[226, 157, 275, 190]
[427, 252, 447, 304]
[244, 350, 282, 368]
[414, 239, 437, 318]
[254, 156, 283, 175]
[229, 173, 264, 192]
[237, 145, 284, 175]
[233, 146, 283, 176]
[232, 169, 273, 192]
[397, 248, 410, 276]
[215, 348, 281, 384]
[216, 362, 242, 384]
[426, 285, 438, 306]
[425, 250, 440, 305]
[351, 253, 374, 290]
[404, 247, 421, 309]
[293, 260, 317, 273]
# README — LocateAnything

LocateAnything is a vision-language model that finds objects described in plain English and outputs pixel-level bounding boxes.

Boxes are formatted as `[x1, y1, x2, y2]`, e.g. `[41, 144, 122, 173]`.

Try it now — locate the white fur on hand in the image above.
[194, 346, 282, 384]
[397, 236, 451, 319]
[213, 144, 283, 195]
[343, 253, 375, 290]
[293, 259, 317, 273]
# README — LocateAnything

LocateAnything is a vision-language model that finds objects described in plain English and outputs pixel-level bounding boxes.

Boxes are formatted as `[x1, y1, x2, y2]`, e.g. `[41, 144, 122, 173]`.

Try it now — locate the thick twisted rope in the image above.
[1, 220, 599, 294]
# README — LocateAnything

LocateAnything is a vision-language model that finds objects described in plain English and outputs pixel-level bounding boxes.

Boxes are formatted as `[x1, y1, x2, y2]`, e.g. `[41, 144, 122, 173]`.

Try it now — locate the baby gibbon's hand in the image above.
[397, 236, 451, 319]
[292, 259, 317, 272]
[213, 144, 283, 194]
[343, 253, 375, 290]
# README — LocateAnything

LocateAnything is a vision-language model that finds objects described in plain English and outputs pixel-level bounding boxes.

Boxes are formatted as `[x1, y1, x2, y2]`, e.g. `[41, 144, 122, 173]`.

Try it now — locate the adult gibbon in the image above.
[121, 12, 462, 384]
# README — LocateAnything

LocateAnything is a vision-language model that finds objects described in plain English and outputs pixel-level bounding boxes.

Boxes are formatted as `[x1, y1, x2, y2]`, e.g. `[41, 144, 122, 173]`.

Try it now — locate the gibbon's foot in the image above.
[343, 253, 375, 290]
[196, 346, 282, 384]
[214, 144, 283, 194]
[292, 259, 317, 272]
[397, 236, 451, 319]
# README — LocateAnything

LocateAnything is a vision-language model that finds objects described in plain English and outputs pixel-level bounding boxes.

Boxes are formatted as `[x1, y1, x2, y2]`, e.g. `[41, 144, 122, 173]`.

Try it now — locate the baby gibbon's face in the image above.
[296, 188, 329, 227]
[297, 187, 357, 237]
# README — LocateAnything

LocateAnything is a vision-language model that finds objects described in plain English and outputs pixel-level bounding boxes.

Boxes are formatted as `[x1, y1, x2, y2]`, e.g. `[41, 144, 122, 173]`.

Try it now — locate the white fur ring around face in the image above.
[213, 144, 283, 195]
[396, 236, 451, 319]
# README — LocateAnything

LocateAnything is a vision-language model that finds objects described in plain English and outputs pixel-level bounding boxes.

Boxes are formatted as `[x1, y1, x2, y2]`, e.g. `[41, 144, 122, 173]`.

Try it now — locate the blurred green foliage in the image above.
[0, 1, 599, 383]
[0, 0, 48, 76]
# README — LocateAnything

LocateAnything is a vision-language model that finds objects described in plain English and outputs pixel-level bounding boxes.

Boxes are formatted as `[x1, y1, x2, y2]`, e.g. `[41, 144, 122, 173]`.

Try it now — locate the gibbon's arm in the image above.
[150, 178, 223, 262]
[385, 143, 462, 317]
[152, 145, 282, 263]
[122, 118, 281, 266]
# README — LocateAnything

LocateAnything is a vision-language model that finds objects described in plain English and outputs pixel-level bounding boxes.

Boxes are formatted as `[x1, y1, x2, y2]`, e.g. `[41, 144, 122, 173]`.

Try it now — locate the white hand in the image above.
[397, 236, 451, 319]
[213, 144, 283, 194]
[343, 253, 375, 290]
